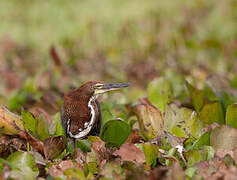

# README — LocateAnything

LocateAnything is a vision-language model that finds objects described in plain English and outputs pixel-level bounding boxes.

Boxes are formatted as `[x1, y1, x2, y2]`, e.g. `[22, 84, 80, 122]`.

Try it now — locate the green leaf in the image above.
[164, 105, 203, 138]
[36, 113, 50, 141]
[0, 158, 19, 171]
[64, 168, 85, 180]
[9, 90, 27, 111]
[100, 119, 131, 148]
[226, 104, 237, 129]
[186, 146, 214, 167]
[210, 125, 237, 150]
[21, 110, 36, 134]
[185, 167, 197, 179]
[7, 151, 38, 180]
[189, 131, 211, 150]
[100, 102, 114, 129]
[142, 142, 158, 167]
[185, 81, 204, 112]
[147, 77, 174, 112]
[206, 75, 236, 112]
[76, 139, 91, 153]
[203, 85, 218, 102]
[200, 101, 224, 126]
[55, 112, 66, 137]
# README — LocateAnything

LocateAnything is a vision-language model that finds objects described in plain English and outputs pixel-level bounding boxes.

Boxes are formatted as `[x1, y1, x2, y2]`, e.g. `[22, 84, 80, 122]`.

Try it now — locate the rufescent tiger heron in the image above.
[61, 81, 130, 149]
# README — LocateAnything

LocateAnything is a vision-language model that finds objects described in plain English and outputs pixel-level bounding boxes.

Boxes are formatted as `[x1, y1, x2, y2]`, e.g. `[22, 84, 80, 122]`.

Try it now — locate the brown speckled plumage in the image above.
[61, 81, 102, 139]
[60, 80, 129, 150]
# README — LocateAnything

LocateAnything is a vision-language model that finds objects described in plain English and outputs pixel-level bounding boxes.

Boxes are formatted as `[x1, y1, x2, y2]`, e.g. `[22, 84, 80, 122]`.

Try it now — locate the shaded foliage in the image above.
[0, 0, 237, 179]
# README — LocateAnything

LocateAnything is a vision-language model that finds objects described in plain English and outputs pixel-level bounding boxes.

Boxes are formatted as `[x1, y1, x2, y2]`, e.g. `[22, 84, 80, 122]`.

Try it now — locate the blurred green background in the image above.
[0, 0, 236, 108]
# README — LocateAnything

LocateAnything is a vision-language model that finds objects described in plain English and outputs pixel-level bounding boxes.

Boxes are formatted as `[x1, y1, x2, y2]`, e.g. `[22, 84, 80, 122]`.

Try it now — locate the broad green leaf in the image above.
[210, 125, 237, 150]
[231, 75, 237, 89]
[203, 85, 218, 102]
[142, 142, 158, 167]
[200, 101, 224, 126]
[206, 75, 236, 111]
[189, 131, 211, 150]
[219, 92, 234, 113]
[76, 139, 91, 153]
[186, 146, 214, 167]
[100, 102, 114, 129]
[64, 168, 85, 180]
[225, 104, 237, 129]
[87, 162, 100, 174]
[147, 77, 173, 112]
[164, 105, 203, 138]
[100, 119, 131, 148]
[185, 167, 197, 179]
[21, 110, 36, 134]
[55, 112, 66, 137]
[9, 90, 27, 111]
[163, 68, 186, 100]
[0, 158, 19, 171]
[185, 81, 204, 112]
[7, 151, 38, 180]
[0, 105, 24, 135]
[36, 113, 50, 141]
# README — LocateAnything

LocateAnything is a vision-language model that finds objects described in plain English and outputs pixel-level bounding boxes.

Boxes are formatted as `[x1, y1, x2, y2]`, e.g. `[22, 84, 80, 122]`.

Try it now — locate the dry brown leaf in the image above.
[148, 166, 168, 180]
[17, 130, 44, 156]
[75, 148, 86, 166]
[215, 148, 237, 164]
[43, 136, 66, 160]
[165, 163, 186, 180]
[113, 143, 145, 164]
[206, 165, 237, 180]
[0, 69, 21, 92]
[91, 139, 108, 163]
[194, 157, 232, 179]
[0, 135, 27, 158]
[30, 107, 52, 124]
[40, 92, 59, 112]
[50, 45, 68, 75]
[125, 129, 142, 144]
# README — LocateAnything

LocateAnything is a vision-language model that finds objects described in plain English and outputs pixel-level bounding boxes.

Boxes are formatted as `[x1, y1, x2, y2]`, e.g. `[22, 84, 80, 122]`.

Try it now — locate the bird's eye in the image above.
[94, 83, 104, 89]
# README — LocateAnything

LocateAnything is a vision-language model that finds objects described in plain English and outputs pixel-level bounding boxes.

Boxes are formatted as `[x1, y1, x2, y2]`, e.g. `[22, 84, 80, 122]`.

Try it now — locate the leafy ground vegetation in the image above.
[0, 0, 237, 179]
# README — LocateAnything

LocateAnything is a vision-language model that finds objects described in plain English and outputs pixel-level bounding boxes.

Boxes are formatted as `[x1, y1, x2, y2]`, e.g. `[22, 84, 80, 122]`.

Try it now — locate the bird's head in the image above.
[67, 80, 130, 100]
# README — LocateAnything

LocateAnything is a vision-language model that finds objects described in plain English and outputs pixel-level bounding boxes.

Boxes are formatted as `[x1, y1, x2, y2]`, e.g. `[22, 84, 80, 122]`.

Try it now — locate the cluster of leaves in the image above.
[0, 73, 237, 179]
[0, 0, 236, 179]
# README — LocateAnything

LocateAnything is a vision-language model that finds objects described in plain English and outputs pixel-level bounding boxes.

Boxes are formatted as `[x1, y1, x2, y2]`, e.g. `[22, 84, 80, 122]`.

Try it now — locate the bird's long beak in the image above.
[94, 83, 130, 95]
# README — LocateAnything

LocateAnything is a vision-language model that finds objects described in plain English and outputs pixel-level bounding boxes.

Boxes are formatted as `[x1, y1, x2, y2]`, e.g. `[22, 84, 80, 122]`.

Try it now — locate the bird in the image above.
[61, 80, 130, 149]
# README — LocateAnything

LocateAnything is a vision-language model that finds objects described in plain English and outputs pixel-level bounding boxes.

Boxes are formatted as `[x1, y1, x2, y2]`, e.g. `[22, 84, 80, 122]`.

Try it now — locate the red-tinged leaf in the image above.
[113, 143, 145, 164]
[91, 139, 109, 163]
[43, 136, 66, 160]
[130, 98, 163, 140]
